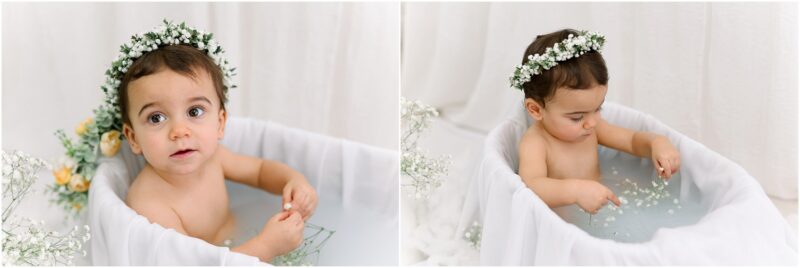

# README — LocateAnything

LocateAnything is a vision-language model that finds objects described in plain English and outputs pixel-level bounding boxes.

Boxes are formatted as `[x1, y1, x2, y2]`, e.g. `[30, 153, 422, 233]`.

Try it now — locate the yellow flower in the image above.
[68, 174, 90, 193]
[100, 130, 122, 157]
[52, 166, 72, 185]
[75, 117, 93, 136]
[72, 203, 82, 211]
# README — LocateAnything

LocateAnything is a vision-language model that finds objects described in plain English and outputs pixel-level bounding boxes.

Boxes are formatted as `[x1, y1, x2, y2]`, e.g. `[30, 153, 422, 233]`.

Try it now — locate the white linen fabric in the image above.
[89, 117, 398, 265]
[401, 2, 797, 200]
[464, 102, 796, 265]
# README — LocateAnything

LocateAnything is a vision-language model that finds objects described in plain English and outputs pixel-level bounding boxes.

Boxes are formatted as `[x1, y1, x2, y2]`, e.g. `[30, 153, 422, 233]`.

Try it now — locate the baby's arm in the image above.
[218, 145, 317, 219]
[595, 118, 681, 179]
[518, 133, 620, 213]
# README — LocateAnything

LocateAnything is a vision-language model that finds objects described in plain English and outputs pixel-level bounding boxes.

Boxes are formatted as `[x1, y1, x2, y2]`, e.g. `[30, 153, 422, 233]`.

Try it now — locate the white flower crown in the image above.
[509, 30, 605, 90]
[51, 20, 236, 214]
[103, 19, 237, 119]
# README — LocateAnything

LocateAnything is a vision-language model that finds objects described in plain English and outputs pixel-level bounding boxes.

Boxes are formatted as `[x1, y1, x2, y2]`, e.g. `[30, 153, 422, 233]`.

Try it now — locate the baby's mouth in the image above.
[170, 149, 197, 158]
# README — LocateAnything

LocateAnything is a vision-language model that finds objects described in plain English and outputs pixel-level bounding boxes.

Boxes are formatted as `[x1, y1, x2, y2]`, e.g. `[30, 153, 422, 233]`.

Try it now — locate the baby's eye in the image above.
[188, 106, 205, 117]
[570, 116, 583, 122]
[148, 113, 167, 124]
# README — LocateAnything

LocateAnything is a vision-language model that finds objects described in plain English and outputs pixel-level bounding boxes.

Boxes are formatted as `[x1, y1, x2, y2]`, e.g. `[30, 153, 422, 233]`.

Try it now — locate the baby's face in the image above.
[122, 68, 226, 176]
[536, 84, 607, 142]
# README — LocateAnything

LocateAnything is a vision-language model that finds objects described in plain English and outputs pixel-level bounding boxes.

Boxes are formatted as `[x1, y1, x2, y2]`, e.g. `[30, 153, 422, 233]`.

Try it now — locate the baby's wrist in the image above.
[564, 179, 581, 205]
[232, 236, 274, 263]
[651, 136, 668, 147]
[254, 231, 277, 261]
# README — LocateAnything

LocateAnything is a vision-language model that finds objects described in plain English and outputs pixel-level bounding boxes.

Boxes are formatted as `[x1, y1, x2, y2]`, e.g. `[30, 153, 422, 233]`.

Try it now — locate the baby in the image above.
[514, 29, 681, 214]
[120, 45, 318, 262]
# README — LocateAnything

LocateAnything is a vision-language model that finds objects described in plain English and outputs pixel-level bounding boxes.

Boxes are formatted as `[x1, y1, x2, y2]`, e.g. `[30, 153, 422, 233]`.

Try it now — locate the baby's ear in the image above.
[524, 99, 544, 121]
[217, 109, 227, 140]
[122, 123, 142, 155]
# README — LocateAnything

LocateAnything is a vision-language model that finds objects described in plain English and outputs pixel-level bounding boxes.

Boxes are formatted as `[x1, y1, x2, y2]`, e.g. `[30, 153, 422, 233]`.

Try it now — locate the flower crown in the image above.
[51, 20, 236, 214]
[509, 30, 605, 90]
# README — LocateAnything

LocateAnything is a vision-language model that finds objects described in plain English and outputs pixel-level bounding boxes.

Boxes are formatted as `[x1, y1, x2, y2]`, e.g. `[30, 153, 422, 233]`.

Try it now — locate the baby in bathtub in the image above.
[514, 29, 681, 214]
[119, 45, 317, 262]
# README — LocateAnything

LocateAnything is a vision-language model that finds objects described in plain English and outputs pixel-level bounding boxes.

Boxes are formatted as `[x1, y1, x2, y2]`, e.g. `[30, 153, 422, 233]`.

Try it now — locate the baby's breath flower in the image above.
[2, 150, 90, 265]
[400, 98, 452, 199]
[272, 223, 335, 266]
[463, 221, 482, 249]
[510, 31, 605, 90]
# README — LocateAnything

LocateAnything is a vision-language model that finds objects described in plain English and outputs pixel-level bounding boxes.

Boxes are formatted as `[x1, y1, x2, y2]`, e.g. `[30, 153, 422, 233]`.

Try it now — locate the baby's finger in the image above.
[305, 202, 317, 221]
[282, 187, 293, 209]
[288, 211, 302, 223]
[654, 159, 665, 177]
[672, 157, 681, 173]
[655, 159, 668, 179]
[608, 192, 621, 207]
[662, 159, 673, 179]
[274, 211, 291, 221]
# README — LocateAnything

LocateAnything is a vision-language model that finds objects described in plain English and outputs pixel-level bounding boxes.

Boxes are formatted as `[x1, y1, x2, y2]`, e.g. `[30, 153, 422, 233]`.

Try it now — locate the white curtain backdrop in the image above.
[402, 2, 797, 200]
[3, 2, 399, 164]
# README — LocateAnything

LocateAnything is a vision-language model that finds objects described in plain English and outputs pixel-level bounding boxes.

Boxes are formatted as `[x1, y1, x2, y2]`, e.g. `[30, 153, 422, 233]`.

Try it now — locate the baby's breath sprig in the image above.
[51, 19, 237, 214]
[509, 31, 605, 90]
[272, 223, 335, 266]
[400, 97, 452, 199]
[2, 150, 91, 265]
[463, 221, 482, 249]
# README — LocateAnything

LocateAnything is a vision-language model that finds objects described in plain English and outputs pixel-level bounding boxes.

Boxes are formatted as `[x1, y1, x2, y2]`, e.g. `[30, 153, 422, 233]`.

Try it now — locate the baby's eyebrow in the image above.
[188, 96, 212, 105]
[565, 99, 605, 115]
[138, 102, 158, 117]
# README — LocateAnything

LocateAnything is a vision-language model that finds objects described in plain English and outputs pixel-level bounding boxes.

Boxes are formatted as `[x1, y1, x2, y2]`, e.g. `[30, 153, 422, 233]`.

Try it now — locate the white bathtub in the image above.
[465, 102, 797, 265]
[89, 117, 398, 265]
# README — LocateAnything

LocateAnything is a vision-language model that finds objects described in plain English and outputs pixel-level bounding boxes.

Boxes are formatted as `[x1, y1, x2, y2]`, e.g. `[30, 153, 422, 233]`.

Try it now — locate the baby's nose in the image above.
[584, 119, 597, 129]
[169, 124, 191, 140]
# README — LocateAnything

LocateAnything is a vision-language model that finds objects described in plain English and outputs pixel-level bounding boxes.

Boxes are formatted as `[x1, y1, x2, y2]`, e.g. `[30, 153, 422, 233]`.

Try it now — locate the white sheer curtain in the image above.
[3, 2, 399, 163]
[402, 2, 797, 199]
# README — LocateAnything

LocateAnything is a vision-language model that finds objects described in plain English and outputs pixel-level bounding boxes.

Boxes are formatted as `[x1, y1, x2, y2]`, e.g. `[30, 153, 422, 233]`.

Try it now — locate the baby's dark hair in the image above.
[118, 45, 227, 126]
[521, 29, 608, 107]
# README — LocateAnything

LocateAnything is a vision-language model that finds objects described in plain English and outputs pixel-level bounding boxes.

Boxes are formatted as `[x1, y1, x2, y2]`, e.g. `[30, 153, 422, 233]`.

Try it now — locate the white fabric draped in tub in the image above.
[464, 103, 796, 265]
[89, 117, 398, 265]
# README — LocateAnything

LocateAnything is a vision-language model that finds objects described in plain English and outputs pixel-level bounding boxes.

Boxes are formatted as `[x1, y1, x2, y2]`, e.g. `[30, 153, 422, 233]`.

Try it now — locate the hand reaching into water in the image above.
[571, 179, 621, 214]
[650, 137, 681, 180]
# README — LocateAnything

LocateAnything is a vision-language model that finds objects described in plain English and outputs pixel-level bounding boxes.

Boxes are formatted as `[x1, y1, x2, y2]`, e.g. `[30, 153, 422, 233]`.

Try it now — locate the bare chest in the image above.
[545, 135, 601, 181]
[171, 174, 232, 244]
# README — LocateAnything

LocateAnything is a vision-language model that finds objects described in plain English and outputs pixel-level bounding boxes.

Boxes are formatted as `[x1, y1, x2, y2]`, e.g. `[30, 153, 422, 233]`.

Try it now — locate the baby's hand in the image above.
[259, 211, 304, 258]
[651, 137, 681, 180]
[282, 177, 318, 220]
[571, 179, 621, 214]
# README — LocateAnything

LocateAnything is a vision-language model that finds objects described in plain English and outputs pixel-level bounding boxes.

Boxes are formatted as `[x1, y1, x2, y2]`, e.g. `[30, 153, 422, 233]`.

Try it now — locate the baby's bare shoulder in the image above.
[520, 125, 548, 150]
[125, 170, 187, 232]
[126, 170, 173, 215]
